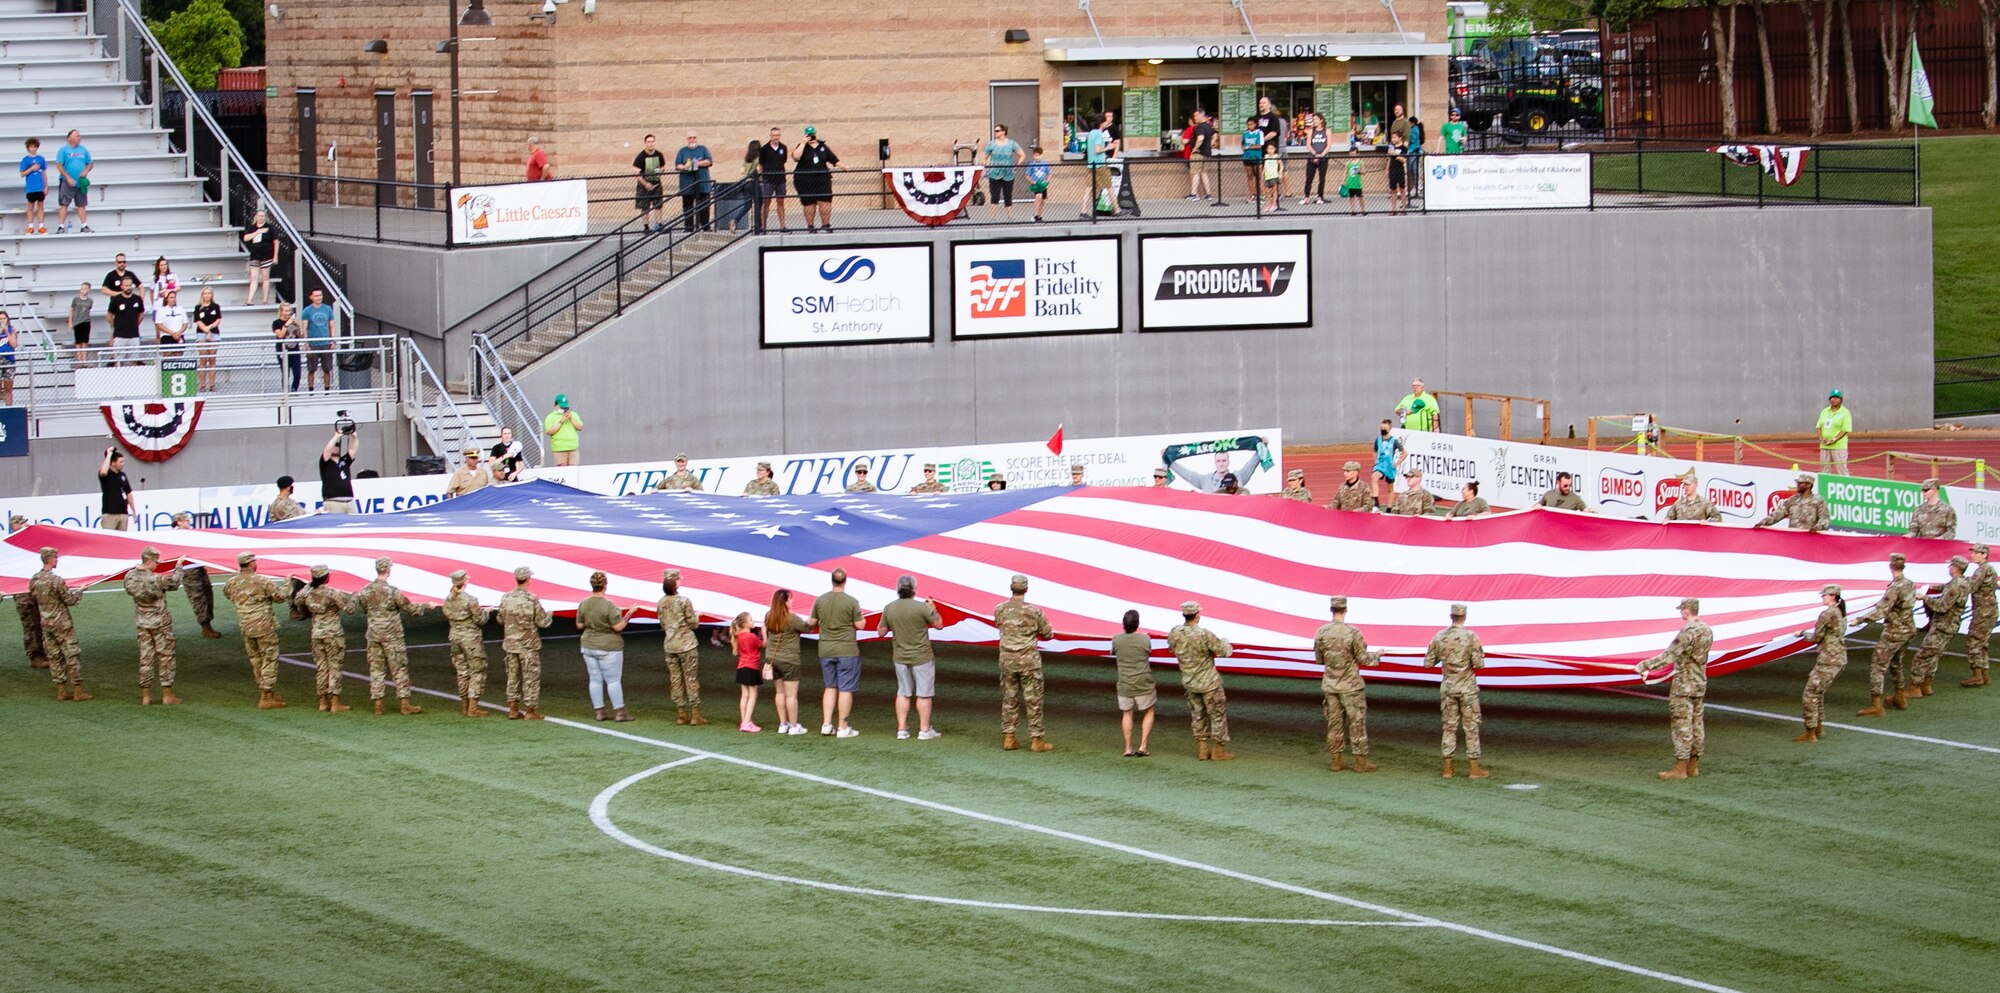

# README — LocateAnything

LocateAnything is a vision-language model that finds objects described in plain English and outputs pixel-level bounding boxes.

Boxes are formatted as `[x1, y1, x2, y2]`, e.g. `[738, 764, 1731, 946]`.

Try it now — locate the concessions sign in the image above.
[1137, 232, 1312, 331]
[449, 179, 589, 244]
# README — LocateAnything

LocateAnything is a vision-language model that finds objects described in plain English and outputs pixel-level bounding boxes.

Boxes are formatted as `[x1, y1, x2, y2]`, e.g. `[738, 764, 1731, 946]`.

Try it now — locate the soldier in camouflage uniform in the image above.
[441, 569, 493, 716]
[10, 517, 47, 669]
[267, 474, 307, 523]
[223, 552, 293, 708]
[655, 452, 704, 491]
[742, 460, 782, 496]
[1793, 585, 1849, 741]
[1315, 596, 1376, 772]
[30, 548, 88, 700]
[1332, 461, 1371, 511]
[1755, 473, 1831, 532]
[1909, 555, 1969, 699]
[1281, 468, 1313, 503]
[1854, 554, 1917, 715]
[846, 463, 877, 493]
[657, 568, 705, 724]
[1961, 543, 1995, 687]
[994, 574, 1055, 751]
[1070, 462, 1087, 486]
[1905, 478, 1957, 539]
[1426, 603, 1487, 778]
[1448, 481, 1489, 518]
[500, 566, 553, 719]
[1662, 475, 1722, 522]
[293, 563, 355, 713]
[1168, 600, 1235, 761]
[170, 512, 221, 638]
[357, 557, 430, 715]
[1638, 597, 1713, 779]
[124, 547, 183, 705]
[1390, 467, 1435, 516]
[909, 463, 947, 494]
[1150, 466, 1170, 487]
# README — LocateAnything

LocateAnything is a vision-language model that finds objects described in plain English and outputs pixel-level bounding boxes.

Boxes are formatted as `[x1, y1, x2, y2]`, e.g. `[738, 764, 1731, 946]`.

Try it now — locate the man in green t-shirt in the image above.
[879, 575, 944, 740]
[1440, 107, 1468, 155]
[813, 568, 864, 737]
[1816, 388, 1852, 475]
[543, 393, 582, 467]
[1396, 377, 1440, 433]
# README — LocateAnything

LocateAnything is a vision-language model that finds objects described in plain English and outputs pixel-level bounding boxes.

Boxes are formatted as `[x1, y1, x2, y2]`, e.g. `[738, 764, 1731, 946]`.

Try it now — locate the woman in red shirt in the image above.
[732, 612, 767, 732]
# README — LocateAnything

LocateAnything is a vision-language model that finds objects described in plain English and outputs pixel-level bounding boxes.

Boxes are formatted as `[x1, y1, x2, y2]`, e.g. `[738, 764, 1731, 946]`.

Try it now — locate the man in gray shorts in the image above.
[814, 567, 864, 737]
[880, 574, 944, 740]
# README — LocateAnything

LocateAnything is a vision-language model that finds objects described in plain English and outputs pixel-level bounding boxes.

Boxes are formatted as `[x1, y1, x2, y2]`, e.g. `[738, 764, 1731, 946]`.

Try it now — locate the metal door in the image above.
[989, 82, 1040, 152]
[412, 90, 436, 207]
[374, 90, 397, 207]
[296, 88, 316, 201]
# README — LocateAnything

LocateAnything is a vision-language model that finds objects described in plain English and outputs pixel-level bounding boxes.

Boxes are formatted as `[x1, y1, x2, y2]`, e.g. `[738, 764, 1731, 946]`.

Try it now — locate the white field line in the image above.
[1592, 685, 2000, 755]
[273, 655, 1746, 993]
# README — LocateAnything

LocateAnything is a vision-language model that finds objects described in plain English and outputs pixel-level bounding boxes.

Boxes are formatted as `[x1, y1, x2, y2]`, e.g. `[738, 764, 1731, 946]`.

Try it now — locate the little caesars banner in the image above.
[951, 236, 1120, 337]
[449, 179, 588, 243]
[1138, 232, 1311, 331]
[761, 245, 934, 345]
[1422, 154, 1591, 211]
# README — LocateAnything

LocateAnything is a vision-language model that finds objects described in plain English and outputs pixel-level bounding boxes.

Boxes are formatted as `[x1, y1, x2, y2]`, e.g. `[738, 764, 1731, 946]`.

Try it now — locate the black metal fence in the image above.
[1937, 354, 2000, 418]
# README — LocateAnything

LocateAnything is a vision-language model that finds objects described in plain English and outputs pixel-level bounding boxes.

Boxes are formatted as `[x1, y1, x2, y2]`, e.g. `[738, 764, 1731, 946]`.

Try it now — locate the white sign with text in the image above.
[1422, 154, 1592, 211]
[760, 245, 934, 346]
[1138, 232, 1311, 330]
[449, 179, 589, 243]
[951, 237, 1121, 337]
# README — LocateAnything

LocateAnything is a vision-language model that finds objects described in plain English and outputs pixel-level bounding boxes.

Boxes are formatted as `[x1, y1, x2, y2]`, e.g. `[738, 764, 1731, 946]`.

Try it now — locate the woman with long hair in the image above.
[271, 301, 302, 391]
[149, 256, 176, 311]
[1795, 584, 1848, 742]
[192, 285, 222, 392]
[732, 612, 765, 731]
[763, 588, 815, 735]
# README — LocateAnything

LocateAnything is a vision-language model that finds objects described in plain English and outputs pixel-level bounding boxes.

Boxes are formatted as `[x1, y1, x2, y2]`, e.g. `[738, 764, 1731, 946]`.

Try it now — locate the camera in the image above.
[334, 410, 357, 435]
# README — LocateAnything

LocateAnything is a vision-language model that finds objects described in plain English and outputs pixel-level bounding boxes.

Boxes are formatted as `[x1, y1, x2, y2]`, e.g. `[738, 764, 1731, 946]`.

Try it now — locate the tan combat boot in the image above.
[328, 694, 350, 713]
[161, 688, 182, 706]
[256, 689, 280, 710]
[1657, 759, 1689, 780]
[200, 624, 221, 639]
[1328, 753, 1347, 772]
[1441, 757, 1455, 778]
[1855, 694, 1885, 717]
[1029, 737, 1053, 752]
[524, 707, 545, 720]
[70, 683, 92, 701]
[317, 694, 331, 712]
[1002, 732, 1019, 751]
[466, 697, 489, 717]
[141, 688, 153, 706]
[399, 698, 423, 716]
[508, 700, 523, 719]
[676, 707, 689, 725]
[1791, 725, 1817, 742]
[374, 698, 386, 715]
[1687, 754, 1700, 777]
[1921, 676, 1935, 696]
[1353, 755, 1377, 773]
[687, 708, 709, 726]
[1961, 669, 1990, 687]
[1196, 739, 1211, 761]
[1209, 745, 1236, 761]
[1466, 759, 1490, 779]
[55, 683, 71, 701]
[1891, 686, 1908, 709]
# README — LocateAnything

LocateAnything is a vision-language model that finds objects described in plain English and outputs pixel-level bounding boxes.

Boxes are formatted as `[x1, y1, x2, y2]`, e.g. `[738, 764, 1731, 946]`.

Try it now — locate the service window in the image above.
[1255, 78, 1317, 145]
[1160, 81, 1221, 149]
[1062, 82, 1124, 153]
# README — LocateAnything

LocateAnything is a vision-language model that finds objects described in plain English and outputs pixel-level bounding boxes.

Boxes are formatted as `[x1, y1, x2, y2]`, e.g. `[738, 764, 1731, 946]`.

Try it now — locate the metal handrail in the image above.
[440, 201, 667, 351]
[16, 334, 399, 415]
[396, 337, 477, 457]
[469, 332, 547, 467]
[105, 0, 355, 331]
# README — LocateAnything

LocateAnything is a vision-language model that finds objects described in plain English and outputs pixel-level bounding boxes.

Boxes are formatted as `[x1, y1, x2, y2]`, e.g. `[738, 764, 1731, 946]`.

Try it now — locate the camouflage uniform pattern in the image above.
[295, 585, 355, 695]
[1912, 575, 1970, 685]
[1664, 493, 1723, 522]
[908, 480, 947, 494]
[223, 569, 291, 689]
[1800, 604, 1848, 727]
[656, 592, 701, 711]
[1906, 500, 1958, 539]
[267, 494, 307, 523]
[1641, 619, 1714, 759]
[845, 478, 877, 493]
[1314, 620, 1371, 758]
[1281, 486, 1314, 503]
[182, 565, 214, 626]
[1168, 622, 1233, 743]
[31, 569, 83, 685]
[124, 566, 182, 688]
[1757, 492, 1832, 532]
[1448, 497, 1490, 518]
[14, 593, 46, 667]
[1332, 481, 1372, 511]
[1391, 488, 1435, 516]
[993, 597, 1053, 736]
[655, 469, 704, 491]
[500, 587, 553, 708]
[1426, 625, 1485, 758]
[1965, 561, 1997, 672]
[441, 590, 493, 699]
[1854, 575, 1916, 694]
[357, 578, 427, 700]
[742, 479, 781, 496]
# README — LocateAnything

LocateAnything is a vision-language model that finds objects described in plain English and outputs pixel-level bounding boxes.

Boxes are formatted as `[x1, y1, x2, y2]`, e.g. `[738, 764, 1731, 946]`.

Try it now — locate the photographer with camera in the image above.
[320, 413, 359, 514]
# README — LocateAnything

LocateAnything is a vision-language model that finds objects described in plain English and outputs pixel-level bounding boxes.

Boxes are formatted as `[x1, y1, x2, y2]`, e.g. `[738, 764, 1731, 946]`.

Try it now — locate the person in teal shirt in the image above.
[982, 124, 1024, 221]
[1240, 115, 1264, 201]
[1440, 107, 1469, 155]
[1817, 389, 1853, 475]
[1085, 117, 1114, 215]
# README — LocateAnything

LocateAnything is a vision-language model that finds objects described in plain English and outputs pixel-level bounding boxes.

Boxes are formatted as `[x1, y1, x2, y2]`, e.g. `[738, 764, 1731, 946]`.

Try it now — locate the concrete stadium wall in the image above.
[504, 206, 1931, 463]
[0, 422, 410, 498]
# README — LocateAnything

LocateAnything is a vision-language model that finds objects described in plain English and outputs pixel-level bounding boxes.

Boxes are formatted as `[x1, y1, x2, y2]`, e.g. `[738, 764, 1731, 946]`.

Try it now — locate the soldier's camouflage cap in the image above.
[662, 568, 681, 581]
[140, 546, 160, 559]
[1343, 460, 1361, 471]
[1923, 477, 1940, 490]
[1286, 468, 1305, 481]
[1181, 600, 1201, 614]
[923, 463, 937, 471]
[374, 557, 393, 572]
[1152, 467, 1168, 477]
[1952, 555, 1970, 570]
[675, 452, 689, 461]
[1009, 574, 1028, 592]
[853, 463, 869, 473]
[7, 514, 24, 528]
[1889, 553, 1906, 567]
[237, 552, 256, 566]
[757, 461, 773, 471]
[1678, 597, 1700, 613]
[1449, 603, 1467, 617]
[1795, 472, 1815, 485]
[1973, 543, 1991, 554]
[1822, 584, 1842, 597]
[450, 569, 468, 583]
[1071, 462, 1085, 471]
[39, 546, 57, 561]
[311, 564, 330, 579]
[1330, 595, 1348, 611]
[1405, 466, 1423, 476]
[514, 566, 533, 581]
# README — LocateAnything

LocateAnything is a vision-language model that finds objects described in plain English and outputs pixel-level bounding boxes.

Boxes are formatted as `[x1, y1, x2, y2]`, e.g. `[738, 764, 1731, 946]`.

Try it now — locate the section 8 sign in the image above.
[1138, 232, 1311, 331]
[951, 236, 1121, 338]
[759, 243, 935, 347]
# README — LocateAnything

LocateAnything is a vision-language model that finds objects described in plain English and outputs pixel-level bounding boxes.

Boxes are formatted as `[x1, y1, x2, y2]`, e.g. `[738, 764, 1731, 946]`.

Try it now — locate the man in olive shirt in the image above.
[814, 567, 864, 737]
[879, 574, 944, 740]
[1539, 472, 1589, 511]
[1111, 609, 1155, 757]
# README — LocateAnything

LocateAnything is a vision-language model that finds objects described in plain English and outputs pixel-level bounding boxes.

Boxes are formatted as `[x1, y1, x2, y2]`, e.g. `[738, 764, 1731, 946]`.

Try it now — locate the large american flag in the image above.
[0, 480, 1961, 688]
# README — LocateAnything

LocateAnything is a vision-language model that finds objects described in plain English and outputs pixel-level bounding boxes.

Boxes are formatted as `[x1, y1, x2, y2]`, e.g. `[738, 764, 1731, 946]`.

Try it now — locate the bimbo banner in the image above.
[1422, 154, 1591, 211]
[951, 236, 1121, 338]
[1137, 232, 1311, 331]
[760, 244, 934, 346]
[449, 179, 589, 243]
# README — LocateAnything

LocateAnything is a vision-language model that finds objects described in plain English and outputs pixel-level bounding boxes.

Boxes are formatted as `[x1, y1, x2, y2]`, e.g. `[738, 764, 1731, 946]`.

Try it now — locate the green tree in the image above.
[143, 0, 263, 66]
[150, 0, 245, 90]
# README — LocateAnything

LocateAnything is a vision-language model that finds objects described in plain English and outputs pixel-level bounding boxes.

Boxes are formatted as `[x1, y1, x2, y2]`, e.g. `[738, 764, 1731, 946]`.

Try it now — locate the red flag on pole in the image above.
[1046, 424, 1064, 455]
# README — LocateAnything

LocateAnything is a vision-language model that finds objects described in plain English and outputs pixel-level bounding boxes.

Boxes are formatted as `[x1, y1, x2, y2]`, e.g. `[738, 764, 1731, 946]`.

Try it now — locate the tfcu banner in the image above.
[450, 179, 589, 244]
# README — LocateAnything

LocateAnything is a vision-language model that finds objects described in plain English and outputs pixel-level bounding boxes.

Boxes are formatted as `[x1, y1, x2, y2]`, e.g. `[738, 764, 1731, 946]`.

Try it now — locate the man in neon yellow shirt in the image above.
[1816, 389, 1852, 475]
[1397, 377, 1440, 433]
[544, 393, 583, 467]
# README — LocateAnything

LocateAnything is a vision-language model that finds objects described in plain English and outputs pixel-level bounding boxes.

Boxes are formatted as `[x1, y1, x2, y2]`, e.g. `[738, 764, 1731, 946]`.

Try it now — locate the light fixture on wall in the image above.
[529, 0, 557, 24]
[1146, 58, 1163, 65]
[459, 0, 492, 26]
[362, 39, 388, 54]
[1004, 28, 1029, 43]
[1335, 54, 1352, 62]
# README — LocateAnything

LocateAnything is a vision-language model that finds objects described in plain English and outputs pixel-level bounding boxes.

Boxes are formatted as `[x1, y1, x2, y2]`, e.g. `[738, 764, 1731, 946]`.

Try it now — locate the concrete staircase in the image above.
[0, 0, 281, 340]
[493, 229, 740, 372]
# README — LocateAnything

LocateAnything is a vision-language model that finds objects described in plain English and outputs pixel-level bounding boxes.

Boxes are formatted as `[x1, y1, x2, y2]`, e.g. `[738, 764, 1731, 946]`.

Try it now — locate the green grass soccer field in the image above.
[2, 591, 1996, 993]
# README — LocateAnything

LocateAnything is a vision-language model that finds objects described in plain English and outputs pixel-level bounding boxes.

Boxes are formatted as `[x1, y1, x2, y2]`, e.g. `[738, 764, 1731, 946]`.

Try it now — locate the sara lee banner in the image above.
[1421, 154, 1591, 211]
[1398, 429, 2000, 540]
[1137, 232, 1311, 331]
[449, 179, 588, 244]
[951, 236, 1121, 338]
[759, 244, 934, 346]
[532, 427, 1285, 496]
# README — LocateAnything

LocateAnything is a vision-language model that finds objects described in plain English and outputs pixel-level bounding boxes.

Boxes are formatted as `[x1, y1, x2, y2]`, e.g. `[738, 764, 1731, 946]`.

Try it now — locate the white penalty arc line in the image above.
[273, 656, 1743, 993]
[590, 758, 1424, 928]
[1593, 686, 2000, 756]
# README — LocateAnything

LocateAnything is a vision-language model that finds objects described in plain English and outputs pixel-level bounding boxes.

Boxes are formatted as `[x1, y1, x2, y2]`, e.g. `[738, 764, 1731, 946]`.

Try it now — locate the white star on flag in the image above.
[751, 525, 789, 538]
[812, 515, 848, 526]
